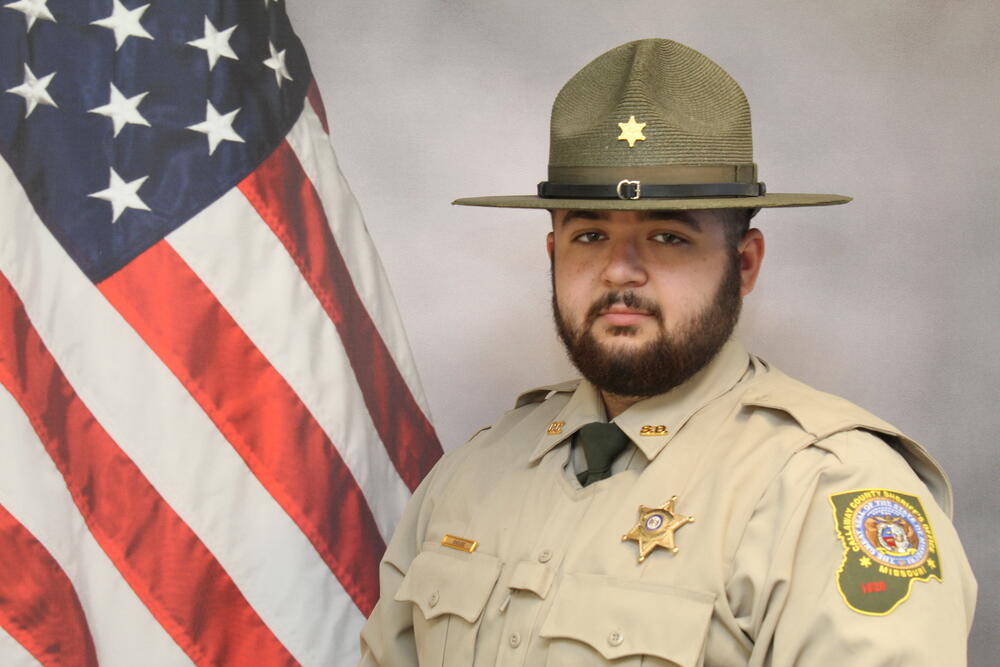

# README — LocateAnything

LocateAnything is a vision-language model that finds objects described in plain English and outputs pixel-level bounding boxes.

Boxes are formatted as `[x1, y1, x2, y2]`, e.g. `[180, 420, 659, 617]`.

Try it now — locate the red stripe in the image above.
[98, 241, 384, 615]
[0, 271, 297, 666]
[239, 140, 443, 492]
[0, 502, 97, 667]
[306, 80, 329, 135]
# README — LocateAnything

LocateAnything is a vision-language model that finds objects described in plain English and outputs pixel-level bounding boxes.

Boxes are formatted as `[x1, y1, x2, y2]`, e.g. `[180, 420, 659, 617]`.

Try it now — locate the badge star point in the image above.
[617, 115, 647, 148]
[6, 64, 57, 117]
[91, 0, 153, 51]
[88, 167, 151, 223]
[187, 101, 244, 155]
[622, 496, 694, 562]
[88, 83, 149, 136]
[187, 17, 238, 70]
[5, 0, 56, 31]
[263, 41, 293, 87]
[859, 556, 872, 568]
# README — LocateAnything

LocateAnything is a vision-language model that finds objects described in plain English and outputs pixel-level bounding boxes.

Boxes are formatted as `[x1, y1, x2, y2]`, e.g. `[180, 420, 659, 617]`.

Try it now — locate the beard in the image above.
[553, 253, 742, 398]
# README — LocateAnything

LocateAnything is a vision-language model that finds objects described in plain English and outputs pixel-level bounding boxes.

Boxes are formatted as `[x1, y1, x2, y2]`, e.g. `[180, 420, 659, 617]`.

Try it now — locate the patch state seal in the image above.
[829, 489, 942, 615]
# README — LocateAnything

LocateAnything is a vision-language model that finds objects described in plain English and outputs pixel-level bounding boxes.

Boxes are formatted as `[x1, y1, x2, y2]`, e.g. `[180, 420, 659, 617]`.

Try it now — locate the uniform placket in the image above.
[492, 444, 595, 667]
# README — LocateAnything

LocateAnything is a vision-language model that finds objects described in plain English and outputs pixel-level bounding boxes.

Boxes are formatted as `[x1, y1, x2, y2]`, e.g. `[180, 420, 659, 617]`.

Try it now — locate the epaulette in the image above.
[513, 379, 580, 409]
[741, 370, 895, 440]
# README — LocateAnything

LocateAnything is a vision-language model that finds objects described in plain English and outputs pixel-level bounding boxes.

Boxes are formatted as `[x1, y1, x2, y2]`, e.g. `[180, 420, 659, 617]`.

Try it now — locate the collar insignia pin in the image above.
[622, 495, 694, 562]
[616, 115, 646, 147]
[547, 421, 565, 435]
[639, 424, 668, 436]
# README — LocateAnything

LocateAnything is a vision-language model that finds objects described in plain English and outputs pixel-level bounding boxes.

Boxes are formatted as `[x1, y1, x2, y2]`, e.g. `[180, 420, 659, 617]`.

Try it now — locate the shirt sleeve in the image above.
[358, 422, 492, 666]
[358, 460, 438, 666]
[727, 429, 977, 666]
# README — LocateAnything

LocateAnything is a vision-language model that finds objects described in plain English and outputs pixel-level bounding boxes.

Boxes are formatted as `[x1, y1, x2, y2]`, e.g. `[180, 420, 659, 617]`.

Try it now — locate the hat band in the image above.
[547, 164, 758, 185]
[537, 180, 765, 200]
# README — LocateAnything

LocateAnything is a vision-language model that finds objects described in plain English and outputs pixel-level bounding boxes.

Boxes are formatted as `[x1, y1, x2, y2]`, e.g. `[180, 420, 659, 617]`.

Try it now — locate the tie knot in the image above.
[577, 422, 629, 486]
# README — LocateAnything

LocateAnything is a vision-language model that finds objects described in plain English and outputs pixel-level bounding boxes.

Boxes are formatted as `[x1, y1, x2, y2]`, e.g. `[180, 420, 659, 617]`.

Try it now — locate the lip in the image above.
[598, 308, 651, 326]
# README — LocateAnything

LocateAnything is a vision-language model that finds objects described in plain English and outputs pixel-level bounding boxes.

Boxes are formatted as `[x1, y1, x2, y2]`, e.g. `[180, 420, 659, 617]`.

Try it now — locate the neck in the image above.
[600, 390, 644, 419]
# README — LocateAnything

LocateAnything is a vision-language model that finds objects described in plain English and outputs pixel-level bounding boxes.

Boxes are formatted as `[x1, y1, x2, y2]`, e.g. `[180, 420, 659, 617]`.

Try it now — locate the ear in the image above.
[738, 228, 765, 296]
[546, 231, 554, 259]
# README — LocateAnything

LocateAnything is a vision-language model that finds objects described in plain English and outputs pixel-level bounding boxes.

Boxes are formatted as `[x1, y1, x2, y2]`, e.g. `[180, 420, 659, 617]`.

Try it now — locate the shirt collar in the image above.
[528, 335, 752, 463]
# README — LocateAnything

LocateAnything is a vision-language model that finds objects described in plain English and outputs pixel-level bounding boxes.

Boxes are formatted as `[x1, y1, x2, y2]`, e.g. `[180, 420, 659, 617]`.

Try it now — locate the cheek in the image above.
[553, 264, 593, 318]
[649, 262, 722, 311]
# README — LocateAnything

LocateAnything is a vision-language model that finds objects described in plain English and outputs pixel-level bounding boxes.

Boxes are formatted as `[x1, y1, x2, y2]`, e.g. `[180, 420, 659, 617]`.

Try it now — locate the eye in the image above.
[650, 232, 687, 245]
[573, 231, 606, 244]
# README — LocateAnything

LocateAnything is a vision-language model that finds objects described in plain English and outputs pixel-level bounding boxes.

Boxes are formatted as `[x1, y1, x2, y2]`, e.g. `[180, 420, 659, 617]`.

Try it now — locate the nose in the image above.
[600, 237, 647, 287]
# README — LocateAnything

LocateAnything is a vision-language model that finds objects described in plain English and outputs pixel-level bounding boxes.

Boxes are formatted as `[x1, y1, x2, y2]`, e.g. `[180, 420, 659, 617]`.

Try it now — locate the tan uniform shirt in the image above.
[360, 338, 976, 666]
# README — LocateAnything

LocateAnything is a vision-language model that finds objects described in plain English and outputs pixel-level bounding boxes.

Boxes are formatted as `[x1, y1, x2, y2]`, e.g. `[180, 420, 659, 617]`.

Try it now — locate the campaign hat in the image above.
[454, 38, 850, 210]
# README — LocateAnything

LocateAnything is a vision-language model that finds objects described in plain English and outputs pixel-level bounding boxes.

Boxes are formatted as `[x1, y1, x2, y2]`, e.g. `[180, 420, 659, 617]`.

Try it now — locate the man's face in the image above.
[548, 209, 762, 399]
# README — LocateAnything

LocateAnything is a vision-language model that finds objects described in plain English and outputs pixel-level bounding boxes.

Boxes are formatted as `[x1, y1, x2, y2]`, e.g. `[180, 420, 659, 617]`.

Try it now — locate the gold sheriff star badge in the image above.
[616, 115, 647, 147]
[622, 496, 694, 562]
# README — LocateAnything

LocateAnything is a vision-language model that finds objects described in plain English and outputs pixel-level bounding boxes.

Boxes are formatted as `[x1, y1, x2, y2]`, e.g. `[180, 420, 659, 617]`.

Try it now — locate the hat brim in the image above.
[452, 193, 850, 210]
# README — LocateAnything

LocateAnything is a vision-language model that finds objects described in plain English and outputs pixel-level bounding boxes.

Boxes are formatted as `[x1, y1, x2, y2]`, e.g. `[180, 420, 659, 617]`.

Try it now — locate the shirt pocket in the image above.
[539, 572, 715, 667]
[395, 545, 502, 666]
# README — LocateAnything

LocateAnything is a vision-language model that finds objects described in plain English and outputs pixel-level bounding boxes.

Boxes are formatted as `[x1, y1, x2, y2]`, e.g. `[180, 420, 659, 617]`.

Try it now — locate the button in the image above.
[538, 549, 552, 563]
[428, 591, 439, 608]
[608, 630, 624, 647]
[508, 632, 521, 648]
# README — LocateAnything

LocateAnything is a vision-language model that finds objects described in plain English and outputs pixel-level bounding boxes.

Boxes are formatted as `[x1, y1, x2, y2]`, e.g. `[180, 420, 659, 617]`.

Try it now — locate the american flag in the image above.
[0, 1, 441, 664]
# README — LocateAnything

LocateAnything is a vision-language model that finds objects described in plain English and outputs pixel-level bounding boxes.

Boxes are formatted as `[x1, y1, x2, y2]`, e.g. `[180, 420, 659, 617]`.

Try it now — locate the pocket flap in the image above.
[395, 548, 502, 623]
[539, 572, 715, 665]
[508, 560, 554, 598]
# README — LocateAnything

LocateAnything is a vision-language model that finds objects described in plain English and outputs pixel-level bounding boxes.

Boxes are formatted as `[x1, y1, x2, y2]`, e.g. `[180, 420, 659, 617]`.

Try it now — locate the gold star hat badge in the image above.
[622, 496, 694, 562]
[616, 115, 646, 147]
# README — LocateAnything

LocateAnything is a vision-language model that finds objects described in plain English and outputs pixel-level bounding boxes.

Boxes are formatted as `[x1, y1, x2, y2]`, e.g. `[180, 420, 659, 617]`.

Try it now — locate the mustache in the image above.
[584, 291, 663, 327]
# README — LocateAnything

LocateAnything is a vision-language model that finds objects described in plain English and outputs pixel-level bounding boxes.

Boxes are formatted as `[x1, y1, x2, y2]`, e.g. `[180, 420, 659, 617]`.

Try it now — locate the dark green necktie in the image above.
[575, 422, 629, 487]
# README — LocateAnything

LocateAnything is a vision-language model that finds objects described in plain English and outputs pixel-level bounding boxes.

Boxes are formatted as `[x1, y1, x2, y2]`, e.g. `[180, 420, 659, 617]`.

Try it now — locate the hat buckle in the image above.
[616, 179, 641, 200]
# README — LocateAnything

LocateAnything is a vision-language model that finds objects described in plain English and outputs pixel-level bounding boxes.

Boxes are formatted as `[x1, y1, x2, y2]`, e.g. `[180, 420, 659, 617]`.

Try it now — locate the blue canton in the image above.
[0, 0, 311, 282]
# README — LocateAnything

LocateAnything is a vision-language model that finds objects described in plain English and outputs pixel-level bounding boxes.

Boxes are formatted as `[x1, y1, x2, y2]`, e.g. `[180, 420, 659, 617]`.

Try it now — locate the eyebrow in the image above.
[556, 210, 605, 225]
[556, 209, 703, 232]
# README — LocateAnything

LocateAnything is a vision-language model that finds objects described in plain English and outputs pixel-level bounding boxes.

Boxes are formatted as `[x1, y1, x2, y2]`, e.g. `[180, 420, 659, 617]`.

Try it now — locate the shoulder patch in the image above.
[829, 489, 942, 615]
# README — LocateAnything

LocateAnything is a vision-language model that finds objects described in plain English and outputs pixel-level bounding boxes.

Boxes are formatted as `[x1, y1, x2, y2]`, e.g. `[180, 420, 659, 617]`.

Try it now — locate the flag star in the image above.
[4, 0, 56, 31]
[91, 0, 153, 51]
[6, 64, 57, 117]
[187, 101, 244, 155]
[88, 83, 149, 136]
[187, 17, 238, 71]
[88, 168, 151, 223]
[263, 41, 292, 87]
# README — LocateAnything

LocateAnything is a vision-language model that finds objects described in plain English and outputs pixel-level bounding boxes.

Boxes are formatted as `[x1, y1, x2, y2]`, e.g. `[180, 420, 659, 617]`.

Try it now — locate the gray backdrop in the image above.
[289, 1, 998, 662]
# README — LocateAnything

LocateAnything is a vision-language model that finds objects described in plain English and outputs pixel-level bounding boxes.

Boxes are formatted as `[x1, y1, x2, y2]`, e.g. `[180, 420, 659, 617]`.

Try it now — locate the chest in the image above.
[403, 401, 795, 666]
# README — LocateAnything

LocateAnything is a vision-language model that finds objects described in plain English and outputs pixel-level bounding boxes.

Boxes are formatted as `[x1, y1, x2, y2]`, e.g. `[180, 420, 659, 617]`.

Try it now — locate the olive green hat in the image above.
[453, 38, 850, 211]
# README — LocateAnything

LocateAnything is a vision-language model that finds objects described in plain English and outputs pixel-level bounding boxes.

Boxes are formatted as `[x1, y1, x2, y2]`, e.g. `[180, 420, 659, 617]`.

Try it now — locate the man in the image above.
[359, 38, 976, 665]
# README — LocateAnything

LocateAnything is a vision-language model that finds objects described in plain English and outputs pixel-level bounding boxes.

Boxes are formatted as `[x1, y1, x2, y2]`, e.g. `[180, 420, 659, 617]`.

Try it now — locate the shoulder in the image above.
[740, 364, 896, 438]
[512, 379, 581, 409]
[738, 362, 953, 515]
[421, 379, 580, 487]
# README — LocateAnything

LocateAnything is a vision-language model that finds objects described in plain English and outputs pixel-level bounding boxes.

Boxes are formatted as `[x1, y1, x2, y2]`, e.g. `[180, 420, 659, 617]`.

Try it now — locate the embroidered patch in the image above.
[829, 489, 942, 615]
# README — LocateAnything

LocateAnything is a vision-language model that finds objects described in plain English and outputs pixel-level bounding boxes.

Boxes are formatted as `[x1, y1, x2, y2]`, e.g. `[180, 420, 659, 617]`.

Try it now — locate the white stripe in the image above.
[0, 623, 42, 667]
[0, 386, 191, 666]
[0, 159, 364, 664]
[288, 103, 436, 420]
[168, 190, 410, 541]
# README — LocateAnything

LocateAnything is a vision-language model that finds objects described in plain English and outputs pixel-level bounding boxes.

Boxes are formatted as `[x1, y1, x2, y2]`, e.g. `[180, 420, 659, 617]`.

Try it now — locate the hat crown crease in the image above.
[549, 38, 753, 170]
